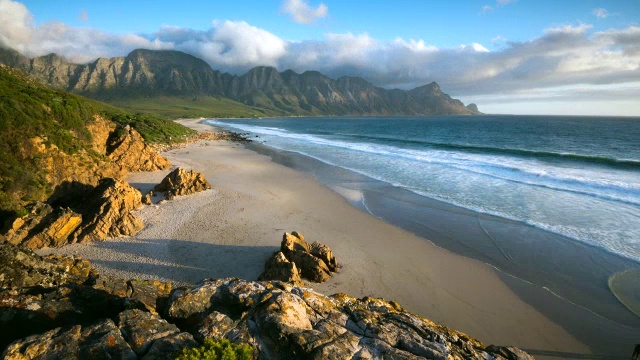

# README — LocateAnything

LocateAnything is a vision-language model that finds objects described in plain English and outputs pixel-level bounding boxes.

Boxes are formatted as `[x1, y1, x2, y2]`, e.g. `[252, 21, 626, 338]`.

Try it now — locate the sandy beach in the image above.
[41, 119, 638, 359]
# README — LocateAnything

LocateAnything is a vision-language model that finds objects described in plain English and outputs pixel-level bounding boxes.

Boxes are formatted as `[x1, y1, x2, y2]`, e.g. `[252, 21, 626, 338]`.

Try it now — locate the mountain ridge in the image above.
[0, 47, 480, 117]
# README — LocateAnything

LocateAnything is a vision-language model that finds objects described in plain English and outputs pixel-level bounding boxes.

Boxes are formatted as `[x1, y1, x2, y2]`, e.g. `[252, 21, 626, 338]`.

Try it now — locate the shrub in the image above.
[175, 339, 253, 360]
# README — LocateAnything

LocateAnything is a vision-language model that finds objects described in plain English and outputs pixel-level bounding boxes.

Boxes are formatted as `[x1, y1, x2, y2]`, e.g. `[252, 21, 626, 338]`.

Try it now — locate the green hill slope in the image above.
[0, 65, 194, 219]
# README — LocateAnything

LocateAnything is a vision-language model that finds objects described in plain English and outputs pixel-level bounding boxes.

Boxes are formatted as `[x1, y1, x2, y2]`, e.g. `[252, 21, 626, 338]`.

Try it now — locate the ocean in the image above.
[206, 115, 640, 263]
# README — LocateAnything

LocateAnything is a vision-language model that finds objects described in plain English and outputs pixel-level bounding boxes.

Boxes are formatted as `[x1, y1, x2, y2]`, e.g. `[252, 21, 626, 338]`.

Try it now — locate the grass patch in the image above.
[175, 339, 253, 360]
[108, 95, 283, 119]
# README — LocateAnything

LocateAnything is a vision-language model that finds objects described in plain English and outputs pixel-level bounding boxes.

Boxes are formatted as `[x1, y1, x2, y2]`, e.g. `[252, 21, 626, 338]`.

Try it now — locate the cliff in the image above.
[0, 242, 533, 359]
[0, 47, 478, 116]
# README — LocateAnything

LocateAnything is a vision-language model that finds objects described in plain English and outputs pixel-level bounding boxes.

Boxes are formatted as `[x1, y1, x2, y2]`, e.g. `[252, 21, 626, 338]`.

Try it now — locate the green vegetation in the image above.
[108, 95, 282, 119]
[175, 339, 253, 360]
[0, 65, 195, 219]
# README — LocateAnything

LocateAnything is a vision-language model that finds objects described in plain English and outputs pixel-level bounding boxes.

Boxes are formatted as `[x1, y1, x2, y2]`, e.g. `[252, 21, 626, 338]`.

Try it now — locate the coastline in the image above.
[41, 119, 639, 358]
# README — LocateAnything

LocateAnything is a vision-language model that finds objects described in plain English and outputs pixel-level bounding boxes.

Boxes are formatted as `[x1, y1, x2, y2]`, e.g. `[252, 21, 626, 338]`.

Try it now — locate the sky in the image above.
[0, 0, 639, 116]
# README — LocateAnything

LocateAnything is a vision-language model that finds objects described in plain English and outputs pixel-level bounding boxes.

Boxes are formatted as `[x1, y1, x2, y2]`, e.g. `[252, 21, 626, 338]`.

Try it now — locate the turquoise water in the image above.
[206, 115, 640, 263]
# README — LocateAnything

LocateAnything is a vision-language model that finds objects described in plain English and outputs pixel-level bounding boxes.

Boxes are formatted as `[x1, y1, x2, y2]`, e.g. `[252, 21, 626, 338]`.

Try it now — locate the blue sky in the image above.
[2, 0, 640, 115]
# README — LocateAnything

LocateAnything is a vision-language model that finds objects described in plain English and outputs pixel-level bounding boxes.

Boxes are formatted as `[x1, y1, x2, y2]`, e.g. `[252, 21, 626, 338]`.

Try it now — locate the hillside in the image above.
[0, 47, 480, 118]
[0, 64, 194, 221]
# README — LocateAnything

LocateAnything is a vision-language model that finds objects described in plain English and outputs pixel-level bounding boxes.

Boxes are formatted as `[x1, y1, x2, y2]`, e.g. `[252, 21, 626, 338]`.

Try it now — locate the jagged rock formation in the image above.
[260, 232, 338, 285]
[0, 242, 532, 359]
[154, 167, 211, 200]
[2, 178, 144, 248]
[0, 47, 479, 116]
[71, 178, 144, 243]
[107, 124, 172, 173]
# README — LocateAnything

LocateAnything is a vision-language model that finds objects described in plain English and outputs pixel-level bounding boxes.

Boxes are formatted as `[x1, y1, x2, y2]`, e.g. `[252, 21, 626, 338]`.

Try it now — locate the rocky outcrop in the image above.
[2, 178, 144, 248]
[0, 241, 96, 290]
[107, 125, 171, 173]
[72, 178, 144, 243]
[260, 232, 338, 285]
[164, 278, 533, 360]
[0, 243, 532, 359]
[154, 167, 211, 200]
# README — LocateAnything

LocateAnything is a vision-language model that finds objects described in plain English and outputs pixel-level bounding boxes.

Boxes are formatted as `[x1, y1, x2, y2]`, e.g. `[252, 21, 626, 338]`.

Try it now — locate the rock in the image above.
[1, 178, 144, 249]
[281, 231, 310, 254]
[107, 125, 171, 173]
[2, 319, 138, 360]
[290, 250, 332, 283]
[1, 202, 54, 246]
[0, 245, 533, 360]
[72, 178, 144, 243]
[117, 309, 182, 356]
[154, 167, 211, 200]
[21, 208, 83, 249]
[0, 242, 96, 290]
[633, 344, 640, 360]
[163, 277, 534, 360]
[258, 251, 304, 286]
[142, 191, 154, 205]
[310, 241, 338, 272]
[262, 232, 337, 284]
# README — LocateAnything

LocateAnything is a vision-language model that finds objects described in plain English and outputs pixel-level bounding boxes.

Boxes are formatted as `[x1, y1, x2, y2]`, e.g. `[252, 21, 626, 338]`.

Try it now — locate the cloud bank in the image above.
[0, 0, 638, 114]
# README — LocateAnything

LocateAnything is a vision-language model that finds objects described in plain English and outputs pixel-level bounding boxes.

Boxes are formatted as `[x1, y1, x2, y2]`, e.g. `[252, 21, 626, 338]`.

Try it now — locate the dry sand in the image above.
[42, 119, 634, 358]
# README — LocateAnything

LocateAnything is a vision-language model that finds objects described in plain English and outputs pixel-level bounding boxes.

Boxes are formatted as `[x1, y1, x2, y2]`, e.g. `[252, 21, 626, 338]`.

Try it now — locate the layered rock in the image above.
[106, 124, 171, 173]
[260, 232, 338, 285]
[154, 167, 211, 200]
[71, 178, 144, 243]
[2, 178, 144, 248]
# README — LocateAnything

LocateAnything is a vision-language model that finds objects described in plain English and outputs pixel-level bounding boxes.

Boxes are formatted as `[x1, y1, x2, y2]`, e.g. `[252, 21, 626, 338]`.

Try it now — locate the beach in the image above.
[41, 119, 639, 359]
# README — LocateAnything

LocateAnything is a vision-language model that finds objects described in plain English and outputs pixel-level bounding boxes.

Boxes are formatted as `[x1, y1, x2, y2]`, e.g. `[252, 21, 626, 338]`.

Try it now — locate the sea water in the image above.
[205, 115, 640, 264]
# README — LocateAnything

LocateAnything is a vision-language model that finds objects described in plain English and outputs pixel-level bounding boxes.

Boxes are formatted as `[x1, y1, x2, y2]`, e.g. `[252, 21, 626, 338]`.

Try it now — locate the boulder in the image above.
[261, 231, 338, 284]
[154, 167, 211, 200]
[72, 178, 144, 243]
[258, 251, 304, 286]
[106, 125, 171, 173]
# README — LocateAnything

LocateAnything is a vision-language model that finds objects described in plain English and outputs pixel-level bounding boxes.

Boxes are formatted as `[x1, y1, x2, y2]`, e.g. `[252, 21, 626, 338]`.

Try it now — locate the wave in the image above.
[337, 133, 640, 170]
[206, 119, 640, 262]
[208, 120, 640, 205]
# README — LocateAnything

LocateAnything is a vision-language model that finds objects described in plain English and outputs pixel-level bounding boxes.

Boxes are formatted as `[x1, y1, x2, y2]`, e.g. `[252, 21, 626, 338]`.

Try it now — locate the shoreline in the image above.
[40, 119, 639, 358]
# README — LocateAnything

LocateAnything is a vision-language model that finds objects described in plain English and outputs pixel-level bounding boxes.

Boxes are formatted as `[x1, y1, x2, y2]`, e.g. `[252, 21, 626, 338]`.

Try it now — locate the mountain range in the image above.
[0, 47, 480, 117]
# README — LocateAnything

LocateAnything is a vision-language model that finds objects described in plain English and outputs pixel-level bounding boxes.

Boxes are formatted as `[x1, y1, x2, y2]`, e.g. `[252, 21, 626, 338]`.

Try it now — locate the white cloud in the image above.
[281, 0, 328, 24]
[592, 8, 609, 19]
[481, 5, 493, 13]
[0, 0, 33, 48]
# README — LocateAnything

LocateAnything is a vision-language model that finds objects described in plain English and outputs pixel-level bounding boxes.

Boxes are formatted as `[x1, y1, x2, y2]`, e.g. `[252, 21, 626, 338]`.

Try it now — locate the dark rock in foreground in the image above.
[165, 278, 534, 360]
[0, 242, 533, 359]
[154, 167, 211, 200]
